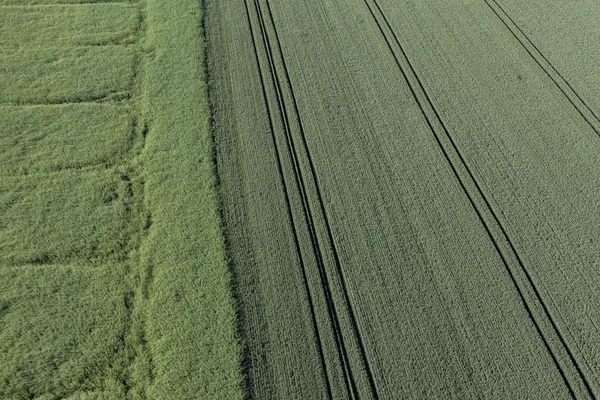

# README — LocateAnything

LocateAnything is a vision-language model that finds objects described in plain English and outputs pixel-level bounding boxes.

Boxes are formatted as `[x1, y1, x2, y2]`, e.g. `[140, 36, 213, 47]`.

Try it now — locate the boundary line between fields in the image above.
[243, 2, 334, 398]
[0, 92, 133, 107]
[259, 0, 381, 398]
[362, 0, 594, 398]
[484, 0, 600, 138]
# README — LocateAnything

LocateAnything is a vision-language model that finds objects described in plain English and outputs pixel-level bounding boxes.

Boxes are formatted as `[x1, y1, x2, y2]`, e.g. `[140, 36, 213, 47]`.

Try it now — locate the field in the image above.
[207, 0, 600, 398]
[2, 0, 600, 399]
[0, 0, 241, 398]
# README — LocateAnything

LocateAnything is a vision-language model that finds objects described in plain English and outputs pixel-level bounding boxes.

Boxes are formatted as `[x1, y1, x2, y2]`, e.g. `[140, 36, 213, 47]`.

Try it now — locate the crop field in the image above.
[207, 0, 600, 398]
[2, 0, 600, 399]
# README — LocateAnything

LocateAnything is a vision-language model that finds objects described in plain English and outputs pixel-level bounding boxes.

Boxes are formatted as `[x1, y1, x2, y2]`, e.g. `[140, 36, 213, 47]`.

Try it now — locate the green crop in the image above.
[0, 0, 242, 398]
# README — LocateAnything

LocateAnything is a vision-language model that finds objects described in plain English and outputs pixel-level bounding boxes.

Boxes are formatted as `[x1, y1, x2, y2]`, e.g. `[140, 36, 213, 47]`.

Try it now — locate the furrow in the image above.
[362, 0, 595, 398]
[259, 1, 381, 399]
[250, 0, 360, 397]
[0, 95, 132, 107]
[484, 0, 600, 137]
[242, 1, 333, 398]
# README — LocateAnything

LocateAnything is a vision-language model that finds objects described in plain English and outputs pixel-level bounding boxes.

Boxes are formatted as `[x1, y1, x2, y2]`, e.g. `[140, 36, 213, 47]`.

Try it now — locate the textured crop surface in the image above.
[0, 0, 242, 399]
[207, 0, 600, 399]
[5, 0, 600, 398]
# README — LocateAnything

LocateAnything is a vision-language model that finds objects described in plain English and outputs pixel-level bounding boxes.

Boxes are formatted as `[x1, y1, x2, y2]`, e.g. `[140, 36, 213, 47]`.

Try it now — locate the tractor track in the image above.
[484, 0, 600, 138]
[243, 1, 333, 398]
[245, 0, 380, 398]
[362, 0, 595, 398]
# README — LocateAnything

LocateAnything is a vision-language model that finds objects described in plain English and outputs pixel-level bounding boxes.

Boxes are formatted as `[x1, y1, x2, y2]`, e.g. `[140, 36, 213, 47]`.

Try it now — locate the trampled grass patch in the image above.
[0, 264, 131, 399]
[0, 47, 135, 105]
[0, 168, 140, 266]
[0, 4, 140, 48]
[0, 104, 135, 175]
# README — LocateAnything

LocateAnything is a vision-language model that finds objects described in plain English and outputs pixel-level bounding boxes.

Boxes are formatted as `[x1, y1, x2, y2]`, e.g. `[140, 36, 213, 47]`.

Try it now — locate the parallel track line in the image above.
[362, 0, 593, 398]
[485, 0, 600, 137]
[250, 0, 356, 396]
[259, 1, 381, 398]
[243, 2, 333, 397]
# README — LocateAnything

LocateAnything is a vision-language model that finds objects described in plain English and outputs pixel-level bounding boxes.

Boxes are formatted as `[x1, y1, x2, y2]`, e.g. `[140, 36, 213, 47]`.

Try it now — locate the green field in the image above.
[0, 0, 241, 398]
[3, 0, 600, 398]
[207, 0, 600, 398]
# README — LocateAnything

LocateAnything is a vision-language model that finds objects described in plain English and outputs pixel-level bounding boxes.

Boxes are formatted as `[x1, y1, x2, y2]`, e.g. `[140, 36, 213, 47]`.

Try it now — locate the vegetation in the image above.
[207, 0, 600, 398]
[138, 0, 242, 397]
[3, 0, 600, 398]
[0, 4, 139, 48]
[0, 0, 242, 398]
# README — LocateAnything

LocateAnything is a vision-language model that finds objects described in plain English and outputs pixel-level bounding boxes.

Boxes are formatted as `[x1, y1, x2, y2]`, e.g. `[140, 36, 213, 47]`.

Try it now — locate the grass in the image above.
[0, 104, 135, 175]
[0, 264, 131, 398]
[0, 4, 140, 48]
[0, 168, 137, 266]
[0, 0, 128, 4]
[5, 0, 599, 398]
[0, 47, 136, 104]
[0, 0, 243, 398]
[136, 0, 243, 397]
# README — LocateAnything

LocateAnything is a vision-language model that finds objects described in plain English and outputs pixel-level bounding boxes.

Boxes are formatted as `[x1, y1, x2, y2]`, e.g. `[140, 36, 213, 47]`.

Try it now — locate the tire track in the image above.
[484, 0, 600, 137]
[258, 1, 381, 399]
[249, 0, 356, 397]
[361, 0, 594, 398]
[243, 2, 333, 397]
[485, 0, 600, 393]
[249, 0, 380, 398]
[250, 0, 358, 397]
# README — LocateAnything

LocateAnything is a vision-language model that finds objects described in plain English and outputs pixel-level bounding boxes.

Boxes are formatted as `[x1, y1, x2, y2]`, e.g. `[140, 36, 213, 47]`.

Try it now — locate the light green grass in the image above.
[0, 0, 243, 398]
[0, 4, 140, 48]
[0, 0, 130, 4]
[0, 168, 139, 266]
[0, 47, 135, 104]
[0, 264, 131, 399]
[135, 0, 243, 397]
[0, 104, 135, 175]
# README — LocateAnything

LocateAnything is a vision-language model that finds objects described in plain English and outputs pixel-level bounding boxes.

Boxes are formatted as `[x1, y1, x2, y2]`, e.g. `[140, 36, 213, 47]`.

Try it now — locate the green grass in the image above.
[9, 0, 600, 397]
[0, 168, 138, 266]
[0, 47, 135, 104]
[136, 0, 243, 397]
[0, 0, 128, 4]
[0, 104, 135, 175]
[0, 264, 132, 398]
[207, 0, 600, 398]
[0, 4, 140, 48]
[0, 0, 243, 398]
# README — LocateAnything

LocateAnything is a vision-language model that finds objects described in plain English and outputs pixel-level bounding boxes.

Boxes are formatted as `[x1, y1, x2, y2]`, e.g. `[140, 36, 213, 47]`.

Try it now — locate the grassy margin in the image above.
[137, 0, 244, 398]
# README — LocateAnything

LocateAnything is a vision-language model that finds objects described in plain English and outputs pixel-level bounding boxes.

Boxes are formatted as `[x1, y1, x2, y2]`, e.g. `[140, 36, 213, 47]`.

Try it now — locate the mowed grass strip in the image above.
[136, 0, 243, 397]
[0, 104, 136, 175]
[0, 168, 139, 266]
[0, 4, 140, 48]
[0, 46, 135, 105]
[0, 264, 131, 399]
